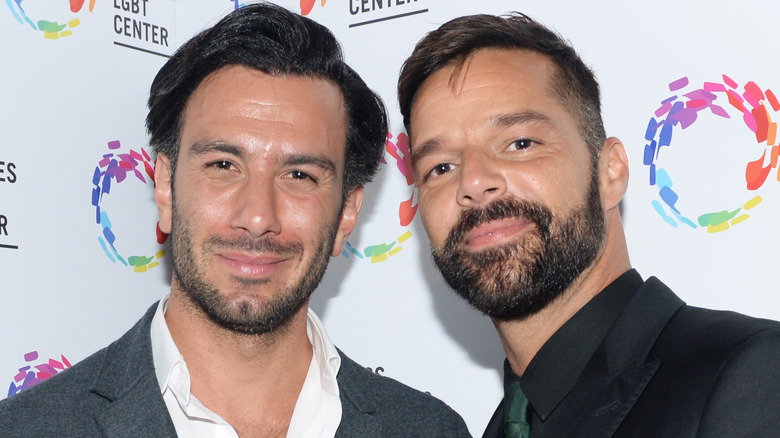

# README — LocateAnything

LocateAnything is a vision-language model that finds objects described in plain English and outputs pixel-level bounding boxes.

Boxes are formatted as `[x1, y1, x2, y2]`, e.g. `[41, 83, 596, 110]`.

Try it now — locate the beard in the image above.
[169, 201, 339, 336]
[431, 170, 606, 321]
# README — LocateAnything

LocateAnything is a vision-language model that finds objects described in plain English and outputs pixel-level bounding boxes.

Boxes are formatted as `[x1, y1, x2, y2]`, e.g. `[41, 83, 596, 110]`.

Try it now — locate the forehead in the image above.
[181, 65, 347, 155]
[410, 49, 576, 138]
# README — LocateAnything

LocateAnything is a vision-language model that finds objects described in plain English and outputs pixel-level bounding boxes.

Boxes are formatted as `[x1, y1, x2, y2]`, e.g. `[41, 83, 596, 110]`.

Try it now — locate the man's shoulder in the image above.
[0, 304, 160, 437]
[610, 278, 780, 436]
[1, 346, 109, 404]
[661, 298, 780, 356]
[335, 349, 470, 437]
[0, 346, 110, 436]
[623, 280, 780, 435]
[634, 276, 780, 356]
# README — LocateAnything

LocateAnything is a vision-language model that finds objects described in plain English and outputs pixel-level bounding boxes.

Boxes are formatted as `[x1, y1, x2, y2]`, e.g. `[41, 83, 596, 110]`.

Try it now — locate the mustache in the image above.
[444, 197, 552, 249]
[204, 235, 303, 256]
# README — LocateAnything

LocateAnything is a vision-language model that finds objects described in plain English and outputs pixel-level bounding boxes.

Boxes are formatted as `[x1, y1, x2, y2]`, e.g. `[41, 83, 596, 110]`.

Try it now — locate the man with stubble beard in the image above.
[0, 4, 468, 437]
[398, 12, 780, 437]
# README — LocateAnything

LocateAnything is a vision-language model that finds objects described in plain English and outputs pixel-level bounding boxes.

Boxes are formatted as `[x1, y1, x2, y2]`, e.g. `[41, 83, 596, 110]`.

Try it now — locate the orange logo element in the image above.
[300, 0, 327, 16]
[70, 0, 94, 13]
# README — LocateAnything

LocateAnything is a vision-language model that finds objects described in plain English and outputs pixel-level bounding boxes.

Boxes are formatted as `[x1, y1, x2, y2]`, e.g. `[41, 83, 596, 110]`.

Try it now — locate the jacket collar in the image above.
[334, 349, 382, 436]
[543, 277, 685, 437]
[483, 277, 685, 438]
[90, 303, 178, 437]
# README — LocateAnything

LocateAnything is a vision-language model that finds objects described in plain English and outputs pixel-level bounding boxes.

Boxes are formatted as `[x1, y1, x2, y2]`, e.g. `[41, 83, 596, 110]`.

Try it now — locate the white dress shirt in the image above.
[149, 295, 342, 437]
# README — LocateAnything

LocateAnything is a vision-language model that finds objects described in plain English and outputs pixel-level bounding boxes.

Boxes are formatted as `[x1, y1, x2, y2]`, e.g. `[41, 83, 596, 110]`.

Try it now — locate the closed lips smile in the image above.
[463, 218, 531, 249]
[218, 252, 288, 277]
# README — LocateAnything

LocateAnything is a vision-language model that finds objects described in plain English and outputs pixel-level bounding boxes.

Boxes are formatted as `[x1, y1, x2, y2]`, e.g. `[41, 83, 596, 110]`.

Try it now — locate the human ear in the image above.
[598, 137, 629, 210]
[331, 186, 364, 257]
[154, 154, 173, 234]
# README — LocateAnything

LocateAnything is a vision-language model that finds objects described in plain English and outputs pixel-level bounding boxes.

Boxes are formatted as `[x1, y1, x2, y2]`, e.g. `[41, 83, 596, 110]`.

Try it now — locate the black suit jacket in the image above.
[483, 277, 780, 437]
[0, 303, 470, 437]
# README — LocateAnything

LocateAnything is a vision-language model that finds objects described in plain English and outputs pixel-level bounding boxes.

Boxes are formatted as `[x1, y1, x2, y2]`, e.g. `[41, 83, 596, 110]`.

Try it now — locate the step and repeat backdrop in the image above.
[3, 1, 779, 434]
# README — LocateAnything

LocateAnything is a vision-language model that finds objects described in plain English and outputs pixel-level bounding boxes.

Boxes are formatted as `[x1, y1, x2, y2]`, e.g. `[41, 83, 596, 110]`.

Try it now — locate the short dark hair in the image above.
[146, 2, 388, 195]
[398, 13, 605, 156]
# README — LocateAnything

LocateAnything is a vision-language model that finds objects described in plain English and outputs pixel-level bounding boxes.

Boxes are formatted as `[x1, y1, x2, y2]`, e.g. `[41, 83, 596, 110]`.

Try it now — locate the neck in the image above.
[164, 286, 312, 434]
[494, 213, 631, 376]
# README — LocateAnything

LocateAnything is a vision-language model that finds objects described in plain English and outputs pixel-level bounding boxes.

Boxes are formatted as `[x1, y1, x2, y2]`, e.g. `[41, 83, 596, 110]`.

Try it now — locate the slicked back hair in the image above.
[146, 2, 388, 196]
[398, 13, 605, 157]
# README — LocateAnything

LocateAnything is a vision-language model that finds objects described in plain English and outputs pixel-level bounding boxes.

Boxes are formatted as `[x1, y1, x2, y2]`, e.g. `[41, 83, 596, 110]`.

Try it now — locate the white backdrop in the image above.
[3, 1, 780, 435]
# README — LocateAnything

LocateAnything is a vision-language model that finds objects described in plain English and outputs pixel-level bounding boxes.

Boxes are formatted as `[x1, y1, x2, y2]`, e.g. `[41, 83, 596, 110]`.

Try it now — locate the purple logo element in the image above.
[92, 140, 169, 272]
[8, 351, 71, 397]
[643, 75, 780, 233]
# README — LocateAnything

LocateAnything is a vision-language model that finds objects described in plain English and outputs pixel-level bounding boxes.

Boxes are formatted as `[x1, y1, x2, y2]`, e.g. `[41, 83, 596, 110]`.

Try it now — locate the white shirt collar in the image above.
[150, 295, 190, 402]
[149, 294, 342, 437]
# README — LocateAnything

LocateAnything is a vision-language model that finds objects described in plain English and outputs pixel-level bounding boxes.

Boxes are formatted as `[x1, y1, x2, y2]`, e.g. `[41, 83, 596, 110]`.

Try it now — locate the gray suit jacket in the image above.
[0, 304, 470, 437]
[483, 277, 780, 437]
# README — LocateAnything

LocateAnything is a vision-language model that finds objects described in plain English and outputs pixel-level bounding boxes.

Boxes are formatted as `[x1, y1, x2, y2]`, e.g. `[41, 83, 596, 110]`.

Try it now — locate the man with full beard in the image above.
[398, 12, 780, 438]
[0, 4, 469, 438]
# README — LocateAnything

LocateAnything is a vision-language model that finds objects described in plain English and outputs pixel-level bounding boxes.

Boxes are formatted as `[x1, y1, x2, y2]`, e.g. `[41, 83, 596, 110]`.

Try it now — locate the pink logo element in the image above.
[384, 132, 418, 226]
[643, 75, 779, 233]
[341, 131, 418, 263]
[8, 351, 71, 397]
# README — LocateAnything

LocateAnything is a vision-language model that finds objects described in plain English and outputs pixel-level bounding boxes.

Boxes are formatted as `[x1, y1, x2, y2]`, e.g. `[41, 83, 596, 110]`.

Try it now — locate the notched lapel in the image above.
[95, 384, 177, 438]
[90, 304, 177, 437]
[540, 352, 660, 438]
[335, 408, 382, 437]
[541, 279, 684, 437]
[335, 350, 382, 437]
[579, 359, 660, 436]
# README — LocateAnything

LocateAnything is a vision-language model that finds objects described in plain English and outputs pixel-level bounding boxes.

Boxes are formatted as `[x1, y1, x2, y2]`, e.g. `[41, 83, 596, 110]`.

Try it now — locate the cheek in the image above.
[418, 188, 455, 246]
[517, 161, 588, 213]
[279, 195, 335, 233]
[199, 190, 235, 221]
[174, 183, 236, 234]
[505, 161, 565, 201]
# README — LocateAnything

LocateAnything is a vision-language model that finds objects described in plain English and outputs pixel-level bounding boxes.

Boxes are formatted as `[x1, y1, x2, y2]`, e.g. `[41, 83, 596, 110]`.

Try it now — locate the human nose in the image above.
[456, 152, 506, 208]
[229, 176, 282, 238]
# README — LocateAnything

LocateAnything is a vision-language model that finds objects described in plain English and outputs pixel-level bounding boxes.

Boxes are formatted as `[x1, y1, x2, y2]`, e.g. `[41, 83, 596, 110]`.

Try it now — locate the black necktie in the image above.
[504, 381, 531, 437]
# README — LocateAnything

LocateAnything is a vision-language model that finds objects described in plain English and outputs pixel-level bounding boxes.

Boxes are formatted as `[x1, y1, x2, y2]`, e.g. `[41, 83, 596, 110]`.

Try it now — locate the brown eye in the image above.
[291, 170, 309, 180]
[430, 163, 452, 177]
[285, 170, 317, 184]
[508, 139, 534, 151]
[207, 160, 235, 170]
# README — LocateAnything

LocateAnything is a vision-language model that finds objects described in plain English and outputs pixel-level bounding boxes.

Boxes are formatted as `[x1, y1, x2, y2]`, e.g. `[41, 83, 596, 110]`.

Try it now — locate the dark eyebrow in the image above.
[411, 111, 557, 170]
[488, 111, 556, 130]
[410, 137, 442, 171]
[278, 153, 337, 175]
[187, 141, 336, 174]
[189, 141, 244, 159]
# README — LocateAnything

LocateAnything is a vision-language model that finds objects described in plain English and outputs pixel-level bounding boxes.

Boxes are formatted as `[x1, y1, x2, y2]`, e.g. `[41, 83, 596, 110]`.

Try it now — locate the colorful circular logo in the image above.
[6, 0, 95, 40]
[7, 351, 71, 397]
[92, 140, 168, 273]
[643, 75, 780, 233]
[341, 132, 417, 263]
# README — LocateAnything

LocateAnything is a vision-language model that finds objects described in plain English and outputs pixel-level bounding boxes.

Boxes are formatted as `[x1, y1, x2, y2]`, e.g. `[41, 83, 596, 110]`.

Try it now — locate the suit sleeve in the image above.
[697, 328, 780, 437]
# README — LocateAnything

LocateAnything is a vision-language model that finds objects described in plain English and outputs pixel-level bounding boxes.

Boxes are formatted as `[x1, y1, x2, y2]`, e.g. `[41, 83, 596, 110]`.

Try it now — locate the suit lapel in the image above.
[90, 304, 178, 437]
[335, 350, 382, 437]
[95, 382, 178, 437]
[481, 400, 504, 438]
[547, 353, 660, 437]
[539, 278, 685, 437]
